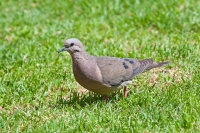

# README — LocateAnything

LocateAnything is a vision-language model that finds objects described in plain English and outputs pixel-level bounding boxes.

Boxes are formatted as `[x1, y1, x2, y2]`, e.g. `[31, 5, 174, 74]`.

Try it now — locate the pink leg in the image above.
[104, 95, 109, 101]
[123, 86, 129, 98]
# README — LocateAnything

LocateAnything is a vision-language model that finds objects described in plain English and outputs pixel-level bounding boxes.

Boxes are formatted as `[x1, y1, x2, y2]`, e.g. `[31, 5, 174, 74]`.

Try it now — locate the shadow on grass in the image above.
[54, 91, 121, 108]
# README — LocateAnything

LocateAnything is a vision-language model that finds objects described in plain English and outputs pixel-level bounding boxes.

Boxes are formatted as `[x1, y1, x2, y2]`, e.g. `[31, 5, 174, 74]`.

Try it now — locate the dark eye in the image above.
[70, 43, 74, 46]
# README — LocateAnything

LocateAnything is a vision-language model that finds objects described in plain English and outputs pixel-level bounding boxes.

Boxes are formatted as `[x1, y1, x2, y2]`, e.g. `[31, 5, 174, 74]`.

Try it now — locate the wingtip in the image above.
[162, 61, 170, 65]
[157, 61, 170, 67]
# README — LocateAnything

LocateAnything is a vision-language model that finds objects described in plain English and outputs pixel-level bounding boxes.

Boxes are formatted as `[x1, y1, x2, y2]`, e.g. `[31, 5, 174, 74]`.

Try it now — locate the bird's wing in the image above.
[96, 57, 154, 86]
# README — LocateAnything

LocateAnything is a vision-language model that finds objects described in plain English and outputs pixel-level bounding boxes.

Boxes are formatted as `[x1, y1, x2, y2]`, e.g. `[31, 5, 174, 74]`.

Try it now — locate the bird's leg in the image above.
[123, 86, 130, 98]
[104, 95, 109, 101]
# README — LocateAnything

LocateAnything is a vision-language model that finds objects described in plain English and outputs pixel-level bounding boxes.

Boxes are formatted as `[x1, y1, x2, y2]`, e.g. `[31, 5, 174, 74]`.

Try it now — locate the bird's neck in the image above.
[71, 51, 89, 61]
[71, 51, 99, 82]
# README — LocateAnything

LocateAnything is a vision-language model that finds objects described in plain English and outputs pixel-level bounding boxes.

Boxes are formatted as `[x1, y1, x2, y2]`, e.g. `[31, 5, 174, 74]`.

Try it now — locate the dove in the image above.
[58, 38, 169, 100]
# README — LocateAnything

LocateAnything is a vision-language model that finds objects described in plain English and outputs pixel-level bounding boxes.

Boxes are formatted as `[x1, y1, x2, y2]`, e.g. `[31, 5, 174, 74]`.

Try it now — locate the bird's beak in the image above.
[58, 47, 67, 53]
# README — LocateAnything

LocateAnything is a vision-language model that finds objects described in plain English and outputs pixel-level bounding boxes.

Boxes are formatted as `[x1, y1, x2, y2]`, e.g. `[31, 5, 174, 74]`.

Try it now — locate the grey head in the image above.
[58, 38, 85, 54]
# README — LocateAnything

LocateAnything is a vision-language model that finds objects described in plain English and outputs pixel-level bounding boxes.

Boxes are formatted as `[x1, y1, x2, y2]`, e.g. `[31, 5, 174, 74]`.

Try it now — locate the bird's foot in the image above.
[104, 95, 109, 101]
[124, 86, 130, 98]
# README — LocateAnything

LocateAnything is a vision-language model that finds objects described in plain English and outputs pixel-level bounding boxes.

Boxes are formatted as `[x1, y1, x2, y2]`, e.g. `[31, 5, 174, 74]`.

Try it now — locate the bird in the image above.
[58, 38, 169, 100]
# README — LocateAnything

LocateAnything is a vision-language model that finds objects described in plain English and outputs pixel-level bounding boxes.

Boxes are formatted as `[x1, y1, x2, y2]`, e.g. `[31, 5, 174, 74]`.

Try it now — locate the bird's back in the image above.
[96, 56, 149, 86]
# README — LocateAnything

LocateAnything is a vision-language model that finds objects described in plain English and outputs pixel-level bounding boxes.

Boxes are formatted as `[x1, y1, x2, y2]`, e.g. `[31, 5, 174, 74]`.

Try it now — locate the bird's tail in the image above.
[147, 61, 169, 70]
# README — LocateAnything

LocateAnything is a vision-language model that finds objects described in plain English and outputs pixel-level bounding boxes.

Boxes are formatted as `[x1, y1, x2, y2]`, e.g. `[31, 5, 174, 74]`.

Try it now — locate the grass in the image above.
[0, 0, 200, 132]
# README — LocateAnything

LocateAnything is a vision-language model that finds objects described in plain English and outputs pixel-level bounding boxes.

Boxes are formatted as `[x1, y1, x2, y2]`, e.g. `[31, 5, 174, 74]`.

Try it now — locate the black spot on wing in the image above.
[124, 65, 129, 69]
[123, 58, 134, 64]
[129, 61, 134, 64]
[124, 58, 129, 61]
[123, 62, 129, 69]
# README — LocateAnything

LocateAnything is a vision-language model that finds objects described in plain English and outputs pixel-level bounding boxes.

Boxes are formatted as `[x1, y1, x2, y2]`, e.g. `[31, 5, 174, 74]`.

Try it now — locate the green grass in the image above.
[0, 0, 200, 132]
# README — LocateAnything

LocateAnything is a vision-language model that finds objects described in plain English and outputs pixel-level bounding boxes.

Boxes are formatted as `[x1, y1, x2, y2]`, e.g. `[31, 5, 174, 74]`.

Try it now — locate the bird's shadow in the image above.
[54, 91, 121, 108]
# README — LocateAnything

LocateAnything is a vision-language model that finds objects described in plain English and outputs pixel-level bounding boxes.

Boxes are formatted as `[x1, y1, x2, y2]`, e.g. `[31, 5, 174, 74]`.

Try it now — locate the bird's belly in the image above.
[73, 70, 120, 94]
[72, 59, 121, 94]
[79, 81, 120, 94]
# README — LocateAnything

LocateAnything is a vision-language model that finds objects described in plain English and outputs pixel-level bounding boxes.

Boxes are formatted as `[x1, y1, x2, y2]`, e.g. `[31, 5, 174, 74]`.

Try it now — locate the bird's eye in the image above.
[70, 43, 74, 46]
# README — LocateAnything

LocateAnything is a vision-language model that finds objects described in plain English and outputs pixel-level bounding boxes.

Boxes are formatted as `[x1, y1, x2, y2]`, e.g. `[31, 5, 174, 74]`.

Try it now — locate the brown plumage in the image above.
[58, 38, 169, 99]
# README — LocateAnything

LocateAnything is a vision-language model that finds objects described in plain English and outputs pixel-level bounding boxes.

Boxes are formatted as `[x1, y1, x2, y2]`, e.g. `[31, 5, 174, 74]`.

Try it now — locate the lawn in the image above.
[0, 0, 200, 132]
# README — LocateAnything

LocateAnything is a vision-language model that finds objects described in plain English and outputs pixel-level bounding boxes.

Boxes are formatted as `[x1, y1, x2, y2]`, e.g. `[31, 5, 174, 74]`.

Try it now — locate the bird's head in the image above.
[58, 38, 85, 54]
